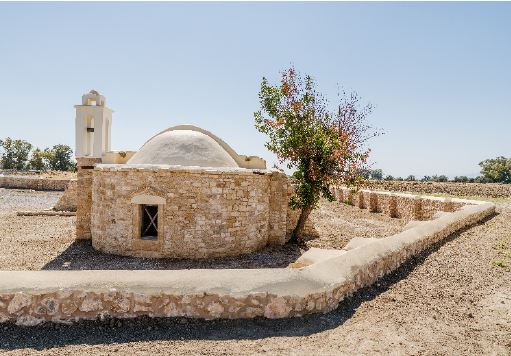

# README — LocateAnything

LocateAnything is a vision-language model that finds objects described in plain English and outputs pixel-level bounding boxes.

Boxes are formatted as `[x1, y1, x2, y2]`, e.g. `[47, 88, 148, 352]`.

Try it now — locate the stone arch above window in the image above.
[130, 194, 166, 205]
[130, 187, 167, 205]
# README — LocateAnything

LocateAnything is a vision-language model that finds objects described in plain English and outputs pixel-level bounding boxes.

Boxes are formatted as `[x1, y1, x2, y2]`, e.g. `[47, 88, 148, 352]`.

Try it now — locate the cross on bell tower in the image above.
[74, 90, 113, 158]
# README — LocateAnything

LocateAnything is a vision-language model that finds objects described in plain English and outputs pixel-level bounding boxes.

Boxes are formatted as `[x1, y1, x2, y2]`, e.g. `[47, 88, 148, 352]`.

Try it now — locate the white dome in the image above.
[127, 129, 239, 168]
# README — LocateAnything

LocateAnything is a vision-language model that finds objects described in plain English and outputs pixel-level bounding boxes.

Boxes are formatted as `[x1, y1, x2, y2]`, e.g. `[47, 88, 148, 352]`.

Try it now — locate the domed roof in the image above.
[127, 126, 240, 168]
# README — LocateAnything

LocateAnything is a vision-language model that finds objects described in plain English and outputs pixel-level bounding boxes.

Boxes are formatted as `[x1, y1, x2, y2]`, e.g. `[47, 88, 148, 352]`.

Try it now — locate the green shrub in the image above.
[0, 137, 32, 170]
[479, 156, 511, 183]
[453, 176, 469, 183]
[46, 144, 75, 171]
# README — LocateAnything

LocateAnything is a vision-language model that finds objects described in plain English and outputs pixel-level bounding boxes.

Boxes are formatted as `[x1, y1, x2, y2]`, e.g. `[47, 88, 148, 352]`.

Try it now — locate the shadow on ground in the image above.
[1, 214, 496, 351]
[42, 240, 304, 270]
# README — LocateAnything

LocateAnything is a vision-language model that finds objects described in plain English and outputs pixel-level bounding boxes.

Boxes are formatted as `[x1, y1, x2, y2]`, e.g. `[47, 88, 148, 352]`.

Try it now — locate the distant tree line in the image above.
[0, 137, 76, 172]
[362, 156, 511, 184]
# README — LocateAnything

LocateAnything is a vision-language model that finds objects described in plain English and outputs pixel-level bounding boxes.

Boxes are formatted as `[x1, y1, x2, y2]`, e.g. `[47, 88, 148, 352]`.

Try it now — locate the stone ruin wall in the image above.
[0, 176, 70, 191]
[362, 180, 511, 199]
[53, 179, 77, 212]
[91, 166, 293, 258]
[333, 186, 468, 221]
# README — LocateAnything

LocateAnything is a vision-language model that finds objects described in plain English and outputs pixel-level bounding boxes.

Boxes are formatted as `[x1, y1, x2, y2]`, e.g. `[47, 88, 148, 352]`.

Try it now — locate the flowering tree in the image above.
[254, 67, 377, 242]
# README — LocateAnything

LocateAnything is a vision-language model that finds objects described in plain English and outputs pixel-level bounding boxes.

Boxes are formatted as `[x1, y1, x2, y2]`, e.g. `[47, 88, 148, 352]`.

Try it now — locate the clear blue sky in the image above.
[1, 2, 509, 178]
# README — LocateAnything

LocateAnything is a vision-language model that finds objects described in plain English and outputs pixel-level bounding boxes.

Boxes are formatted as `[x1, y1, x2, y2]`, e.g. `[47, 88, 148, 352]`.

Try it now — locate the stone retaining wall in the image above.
[362, 180, 511, 198]
[0, 192, 495, 325]
[0, 176, 71, 191]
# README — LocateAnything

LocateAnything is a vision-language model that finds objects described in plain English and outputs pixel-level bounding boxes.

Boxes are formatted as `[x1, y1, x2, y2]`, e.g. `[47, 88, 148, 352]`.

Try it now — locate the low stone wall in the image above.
[0, 176, 71, 191]
[362, 180, 511, 198]
[0, 192, 495, 325]
[333, 187, 469, 221]
[53, 179, 77, 212]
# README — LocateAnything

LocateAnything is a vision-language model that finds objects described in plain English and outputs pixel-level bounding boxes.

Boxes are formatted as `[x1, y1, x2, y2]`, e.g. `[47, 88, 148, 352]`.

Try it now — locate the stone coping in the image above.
[0, 195, 495, 324]
[0, 269, 320, 297]
[95, 164, 277, 175]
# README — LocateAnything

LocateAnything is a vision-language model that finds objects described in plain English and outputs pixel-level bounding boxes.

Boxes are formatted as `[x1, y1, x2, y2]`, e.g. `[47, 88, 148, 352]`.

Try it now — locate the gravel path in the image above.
[0, 189, 62, 214]
[0, 189, 509, 355]
[0, 189, 75, 270]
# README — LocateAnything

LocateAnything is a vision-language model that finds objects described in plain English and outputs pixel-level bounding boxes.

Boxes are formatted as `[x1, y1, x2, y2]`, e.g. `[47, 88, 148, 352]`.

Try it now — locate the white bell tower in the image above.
[75, 90, 113, 158]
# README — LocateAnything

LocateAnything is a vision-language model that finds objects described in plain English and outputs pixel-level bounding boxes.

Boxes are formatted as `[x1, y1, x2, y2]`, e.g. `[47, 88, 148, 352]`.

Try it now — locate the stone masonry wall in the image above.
[53, 179, 77, 212]
[76, 158, 102, 240]
[286, 184, 301, 238]
[334, 187, 468, 221]
[267, 172, 290, 245]
[362, 180, 511, 198]
[91, 165, 289, 259]
[0, 176, 71, 191]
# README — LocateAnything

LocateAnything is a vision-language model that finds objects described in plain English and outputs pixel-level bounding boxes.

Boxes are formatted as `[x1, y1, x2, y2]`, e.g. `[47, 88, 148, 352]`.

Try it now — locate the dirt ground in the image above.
[0, 188, 510, 355]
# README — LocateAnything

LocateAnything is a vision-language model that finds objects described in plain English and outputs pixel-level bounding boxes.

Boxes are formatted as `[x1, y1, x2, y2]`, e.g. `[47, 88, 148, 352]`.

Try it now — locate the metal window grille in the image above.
[140, 205, 158, 240]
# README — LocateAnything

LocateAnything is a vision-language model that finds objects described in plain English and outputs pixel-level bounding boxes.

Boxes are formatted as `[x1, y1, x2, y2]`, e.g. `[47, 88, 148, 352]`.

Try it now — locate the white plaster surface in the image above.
[293, 248, 347, 267]
[138, 125, 267, 169]
[75, 90, 112, 158]
[127, 130, 239, 168]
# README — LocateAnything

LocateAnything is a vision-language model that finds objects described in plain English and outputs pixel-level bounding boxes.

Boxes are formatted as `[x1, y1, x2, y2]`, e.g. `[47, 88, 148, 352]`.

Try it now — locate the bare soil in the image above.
[0, 188, 510, 355]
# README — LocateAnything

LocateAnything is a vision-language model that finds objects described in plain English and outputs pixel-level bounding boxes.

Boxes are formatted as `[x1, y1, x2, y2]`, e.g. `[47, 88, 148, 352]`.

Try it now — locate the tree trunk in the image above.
[290, 205, 313, 244]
